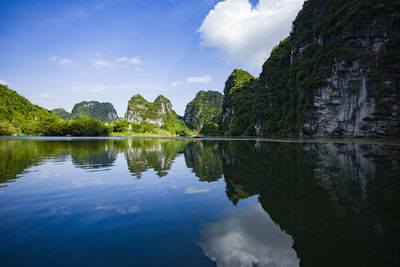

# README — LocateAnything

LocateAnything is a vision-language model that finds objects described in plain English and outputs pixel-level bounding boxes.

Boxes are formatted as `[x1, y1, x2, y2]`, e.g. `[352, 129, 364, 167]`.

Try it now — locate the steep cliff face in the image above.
[221, 69, 260, 136]
[184, 90, 223, 131]
[124, 94, 187, 130]
[289, 0, 400, 137]
[71, 101, 118, 123]
[223, 0, 400, 137]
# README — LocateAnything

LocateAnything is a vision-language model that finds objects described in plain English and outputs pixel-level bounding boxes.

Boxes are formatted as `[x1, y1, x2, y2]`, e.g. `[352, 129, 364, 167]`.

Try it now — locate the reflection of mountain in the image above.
[1, 138, 399, 266]
[124, 139, 189, 178]
[184, 141, 223, 182]
[0, 139, 69, 184]
[0, 139, 120, 183]
[70, 140, 117, 170]
[221, 141, 400, 267]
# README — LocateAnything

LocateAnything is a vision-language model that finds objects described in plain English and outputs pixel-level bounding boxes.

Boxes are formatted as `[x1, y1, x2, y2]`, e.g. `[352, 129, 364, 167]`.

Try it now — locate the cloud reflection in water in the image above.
[199, 203, 299, 267]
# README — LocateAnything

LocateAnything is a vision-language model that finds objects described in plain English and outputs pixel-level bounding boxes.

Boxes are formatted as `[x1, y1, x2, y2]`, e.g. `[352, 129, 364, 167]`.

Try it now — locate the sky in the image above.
[0, 0, 304, 116]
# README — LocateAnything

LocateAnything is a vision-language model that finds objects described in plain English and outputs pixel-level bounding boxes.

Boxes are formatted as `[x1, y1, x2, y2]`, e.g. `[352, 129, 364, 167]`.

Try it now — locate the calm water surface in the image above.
[0, 137, 399, 266]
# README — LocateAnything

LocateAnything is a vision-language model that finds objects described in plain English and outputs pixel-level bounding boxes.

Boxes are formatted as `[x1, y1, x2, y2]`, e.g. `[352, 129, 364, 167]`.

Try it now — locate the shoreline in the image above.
[1, 135, 400, 145]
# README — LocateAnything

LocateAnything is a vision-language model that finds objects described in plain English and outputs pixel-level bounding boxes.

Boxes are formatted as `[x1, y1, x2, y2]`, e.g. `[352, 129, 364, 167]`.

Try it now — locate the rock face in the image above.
[292, 0, 400, 137]
[184, 90, 223, 131]
[51, 108, 72, 121]
[71, 101, 118, 123]
[124, 94, 176, 126]
[222, 0, 400, 137]
[221, 69, 259, 136]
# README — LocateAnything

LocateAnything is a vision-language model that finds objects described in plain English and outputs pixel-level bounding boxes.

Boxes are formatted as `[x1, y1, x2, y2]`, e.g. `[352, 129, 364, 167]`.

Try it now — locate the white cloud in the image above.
[31, 93, 62, 99]
[116, 57, 128, 63]
[129, 57, 141, 65]
[198, 0, 304, 66]
[50, 56, 72, 65]
[92, 59, 116, 68]
[170, 81, 182, 87]
[0, 80, 12, 86]
[92, 56, 141, 68]
[185, 75, 212, 83]
[184, 186, 210, 194]
[59, 58, 72, 64]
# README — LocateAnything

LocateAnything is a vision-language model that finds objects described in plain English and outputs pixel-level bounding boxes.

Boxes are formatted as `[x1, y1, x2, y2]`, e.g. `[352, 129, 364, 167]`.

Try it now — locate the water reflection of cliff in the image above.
[124, 139, 189, 178]
[184, 141, 223, 182]
[220, 141, 400, 267]
[70, 140, 118, 170]
[1, 138, 399, 265]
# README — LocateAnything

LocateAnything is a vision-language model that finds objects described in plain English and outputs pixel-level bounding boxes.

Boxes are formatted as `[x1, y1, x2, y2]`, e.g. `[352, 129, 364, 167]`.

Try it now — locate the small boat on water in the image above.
[193, 135, 204, 139]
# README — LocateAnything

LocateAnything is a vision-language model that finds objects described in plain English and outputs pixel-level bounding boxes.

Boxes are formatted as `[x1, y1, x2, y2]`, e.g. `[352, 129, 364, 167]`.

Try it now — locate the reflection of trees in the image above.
[0, 139, 70, 184]
[124, 139, 189, 178]
[70, 140, 117, 170]
[221, 141, 400, 267]
[0, 139, 120, 183]
[184, 141, 223, 182]
[2, 138, 399, 266]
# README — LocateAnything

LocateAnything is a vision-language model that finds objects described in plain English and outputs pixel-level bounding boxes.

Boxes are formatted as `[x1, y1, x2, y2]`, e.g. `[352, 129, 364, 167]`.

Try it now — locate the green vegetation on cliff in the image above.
[221, 0, 400, 137]
[51, 108, 73, 121]
[71, 101, 118, 123]
[221, 69, 260, 136]
[183, 90, 223, 133]
[124, 94, 192, 136]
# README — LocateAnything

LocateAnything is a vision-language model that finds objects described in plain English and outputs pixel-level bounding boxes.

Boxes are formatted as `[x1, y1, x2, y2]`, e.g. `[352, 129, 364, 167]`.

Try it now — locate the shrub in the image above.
[0, 121, 19, 136]
[68, 117, 111, 136]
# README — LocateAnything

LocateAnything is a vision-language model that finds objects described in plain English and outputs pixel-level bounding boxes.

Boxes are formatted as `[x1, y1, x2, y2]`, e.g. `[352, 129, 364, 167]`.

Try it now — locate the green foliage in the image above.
[0, 85, 114, 136]
[125, 94, 193, 135]
[222, 0, 400, 137]
[113, 119, 130, 132]
[35, 117, 69, 136]
[68, 117, 112, 136]
[71, 101, 117, 123]
[200, 122, 221, 136]
[0, 84, 63, 135]
[51, 108, 73, 121]
[221, 69, 260, 135]
[184, 90, 224, 131]
[0, 121, 19, 136]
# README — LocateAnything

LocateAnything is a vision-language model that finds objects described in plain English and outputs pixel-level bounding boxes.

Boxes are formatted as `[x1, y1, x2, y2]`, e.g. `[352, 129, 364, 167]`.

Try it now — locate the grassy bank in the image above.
[110, 131, 178, 137]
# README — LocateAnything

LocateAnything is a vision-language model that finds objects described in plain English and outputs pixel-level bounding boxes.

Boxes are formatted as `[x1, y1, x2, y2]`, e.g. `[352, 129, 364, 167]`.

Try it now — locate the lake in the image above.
[0, 137, 399, 266]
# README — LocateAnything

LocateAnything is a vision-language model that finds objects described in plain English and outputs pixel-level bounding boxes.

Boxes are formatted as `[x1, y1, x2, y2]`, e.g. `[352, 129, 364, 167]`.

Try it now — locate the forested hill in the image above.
[221, 0, 400, 138]
[70, 101, 118, 123]
[184, 90, 223, 132]
[124, 94, 190, 134]
[0, 84, 62, 135]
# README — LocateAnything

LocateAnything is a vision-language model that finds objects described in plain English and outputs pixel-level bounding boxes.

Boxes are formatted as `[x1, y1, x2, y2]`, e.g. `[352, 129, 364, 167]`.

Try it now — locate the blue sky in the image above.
[0, 0, 303, 116]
